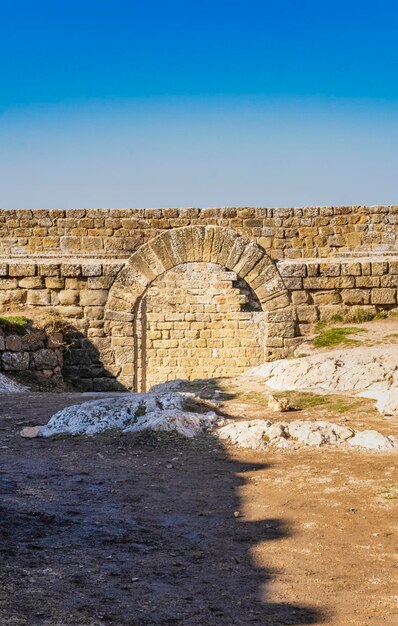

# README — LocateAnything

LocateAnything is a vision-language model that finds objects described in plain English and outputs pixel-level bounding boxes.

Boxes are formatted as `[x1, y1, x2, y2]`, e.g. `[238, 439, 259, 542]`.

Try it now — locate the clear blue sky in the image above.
[1, 0, 397, 208]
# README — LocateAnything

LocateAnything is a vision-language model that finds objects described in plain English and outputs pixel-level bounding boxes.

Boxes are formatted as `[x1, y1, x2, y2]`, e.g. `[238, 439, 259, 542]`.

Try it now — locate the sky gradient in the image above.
[1, 0, 397, 208]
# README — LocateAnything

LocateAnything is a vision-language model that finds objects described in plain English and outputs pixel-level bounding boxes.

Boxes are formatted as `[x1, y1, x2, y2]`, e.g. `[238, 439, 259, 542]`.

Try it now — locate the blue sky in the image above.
[1, 0, 397, 208]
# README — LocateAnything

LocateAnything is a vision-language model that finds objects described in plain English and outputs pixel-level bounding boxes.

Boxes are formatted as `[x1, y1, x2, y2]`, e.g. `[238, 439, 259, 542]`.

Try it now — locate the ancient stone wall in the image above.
[0, 208, 397, 391]
[0, 325, 64, 385]
[1, 206, 398, 259]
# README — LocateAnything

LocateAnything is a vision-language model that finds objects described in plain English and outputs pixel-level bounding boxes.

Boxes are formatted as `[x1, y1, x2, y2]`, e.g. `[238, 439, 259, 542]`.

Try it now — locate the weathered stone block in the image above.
[295, 305, 318, 323]
[371, 288, 396, 304]
[32, 349, 59, 370]
[58, 290, 80, 305]
[2, 351, 30, 370]
[80, 290, 108, 306]
[0, 279, 18, 290]
[5, 335, 22, 351]
[0, 289, 25, 305]
[341, 289, 370, 305]
[18, 277, 43, 289]
[45, 277, 65, 289]
[27, 289, 51, 305]
[8, 263, 36, 277]
[61, 263, 81, 277]
[81, 263, 102, 277]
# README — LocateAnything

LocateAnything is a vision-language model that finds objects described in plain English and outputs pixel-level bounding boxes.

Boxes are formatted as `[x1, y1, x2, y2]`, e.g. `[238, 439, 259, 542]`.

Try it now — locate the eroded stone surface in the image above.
[38, 392, 220, 438]
[217, 419, 398, 452]
[246, 345, 398, 415]
[0, 371, 27, 392]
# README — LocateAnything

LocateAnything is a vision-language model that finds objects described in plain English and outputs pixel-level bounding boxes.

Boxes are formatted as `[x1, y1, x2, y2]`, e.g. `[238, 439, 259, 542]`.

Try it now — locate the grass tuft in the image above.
[330, 313, 344, 323]
[313, 326, 365, 348]
[0, 315, 29, 335]
[379, 484, 398, 500]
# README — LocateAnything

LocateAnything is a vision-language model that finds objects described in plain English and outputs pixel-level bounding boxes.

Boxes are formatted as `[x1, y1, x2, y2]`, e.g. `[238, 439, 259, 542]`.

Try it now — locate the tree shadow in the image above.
[0, 392, 326, 625]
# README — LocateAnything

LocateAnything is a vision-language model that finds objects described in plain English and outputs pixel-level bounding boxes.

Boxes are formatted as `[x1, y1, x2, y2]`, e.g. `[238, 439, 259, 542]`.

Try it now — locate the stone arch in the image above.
[104, 226, 293, 389]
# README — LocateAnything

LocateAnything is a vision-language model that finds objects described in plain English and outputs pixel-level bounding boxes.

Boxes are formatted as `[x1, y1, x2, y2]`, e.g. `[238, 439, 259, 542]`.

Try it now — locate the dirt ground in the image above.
[1, 389, 397, 626]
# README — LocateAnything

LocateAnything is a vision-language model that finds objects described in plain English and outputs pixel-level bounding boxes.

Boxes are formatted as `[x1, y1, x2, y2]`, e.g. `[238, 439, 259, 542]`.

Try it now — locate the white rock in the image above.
[20, 425, 41, 438]
[347, 430, 396, 451]
[217, 418, 397, 452]
[0, 372, 27, 393]
[38, 391, 220, 438]
[217, 419, 272, 450]
[245, 345, 398, 415]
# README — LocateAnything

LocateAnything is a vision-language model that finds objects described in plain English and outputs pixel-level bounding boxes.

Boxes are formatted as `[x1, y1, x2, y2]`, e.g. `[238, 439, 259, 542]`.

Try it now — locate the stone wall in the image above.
[0, 326, 64, 385]
[1, 206, 398, 259]
[0, 208, 397, 391]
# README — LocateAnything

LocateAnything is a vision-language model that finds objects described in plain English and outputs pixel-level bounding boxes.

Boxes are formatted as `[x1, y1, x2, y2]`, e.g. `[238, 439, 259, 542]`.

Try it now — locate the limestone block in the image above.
[278, 263, 306, 277]
[51, 306, 83, 318]
[265, 293, 291, 311]
[371, 261, 388, 275]
[341, 262, 361, 276]
[334, 276, 355, 289]
[389, 261, 398, 274]
[168, 228, 188, 264]
[0, 290, 25, 305]
[18, 277, 43, 289]
[58, 290, 79, 305]
[380, 275, 398, 288]
[371, 288, 396, 304]
[0, 279, 18, 290]
[341, 289, 370, 305]
[217, 228, 240, 267]
[295, 305, 318, 323]
[45, 277, 65, 289]
[83, 306, 105, 320]
[292, 291, 311, 305]
[8, 263, 36, 277]
[38, 263, 61, 277]
[80, 290, 108, 306]
[208, 227, 225, 264]
[201, 226, 215, 262]
[61, 263, 81, 277]
[266, 321, 296, 338]
[303, 277, 336, 290]
[355, 276, 380, 288]
[27, 289, 51, 306]
[60, 236, 82, 253]
[319, 263, 341, 276]
[81, 263, 102, 277]
[233, 243, 264, 278]
[282, 277, 303, 290]
[191, 226, 206, 262]
[147, 236, 175, 271]
[104, 310, 134, 322]
[312, 291, 341, 305]
[345, 231, 362, 247]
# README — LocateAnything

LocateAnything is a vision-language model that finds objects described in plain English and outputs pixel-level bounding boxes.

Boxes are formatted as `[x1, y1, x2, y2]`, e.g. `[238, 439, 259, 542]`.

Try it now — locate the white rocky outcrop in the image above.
[245, 345, 398, 415]
[217, 419, 398, 452]
[0, 372, 27, 393]
[38, 392, 220, 438]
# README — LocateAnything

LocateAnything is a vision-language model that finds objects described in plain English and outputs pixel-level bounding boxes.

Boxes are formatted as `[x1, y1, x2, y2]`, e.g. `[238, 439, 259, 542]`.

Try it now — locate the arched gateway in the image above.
[104, 226, 294, 390]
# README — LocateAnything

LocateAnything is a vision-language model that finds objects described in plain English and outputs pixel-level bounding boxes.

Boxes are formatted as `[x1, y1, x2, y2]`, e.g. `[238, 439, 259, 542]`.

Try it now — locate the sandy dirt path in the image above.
[0, 393, 397, 625]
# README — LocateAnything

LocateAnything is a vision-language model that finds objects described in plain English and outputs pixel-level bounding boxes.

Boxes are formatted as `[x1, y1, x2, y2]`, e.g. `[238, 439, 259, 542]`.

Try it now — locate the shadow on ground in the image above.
[0, 393, 325, 626]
